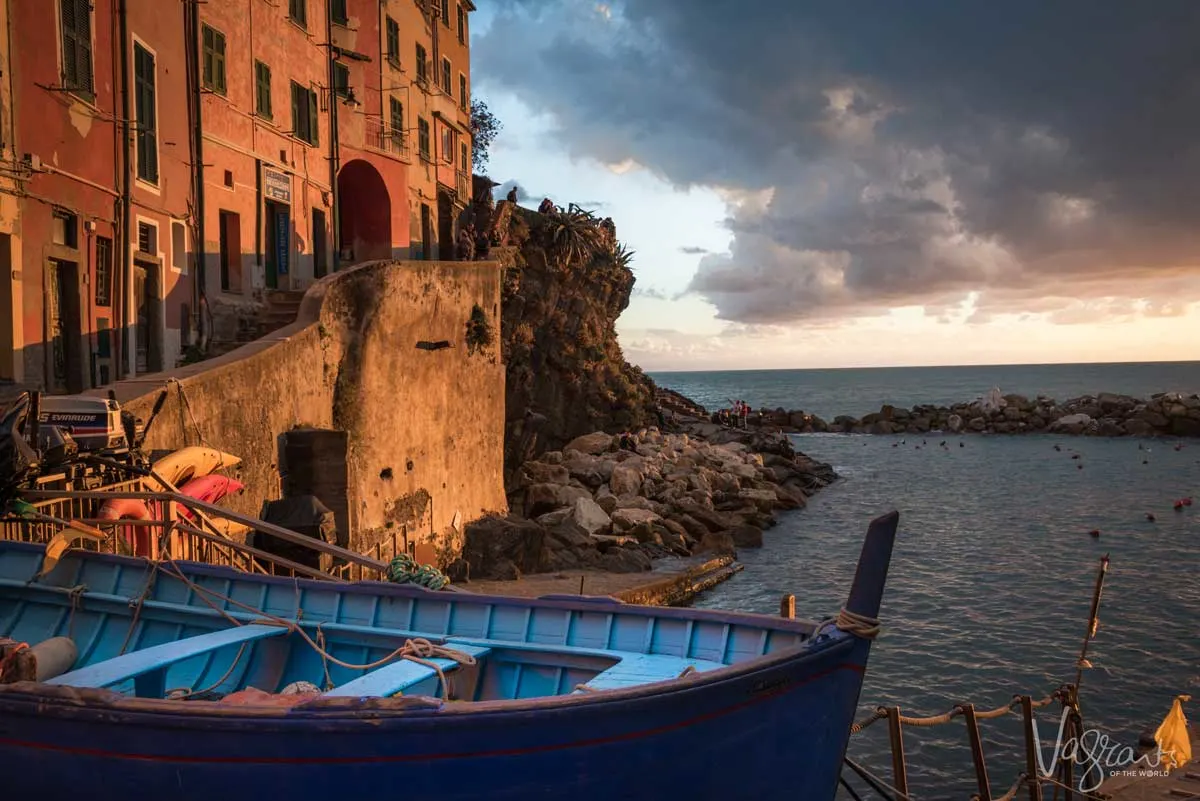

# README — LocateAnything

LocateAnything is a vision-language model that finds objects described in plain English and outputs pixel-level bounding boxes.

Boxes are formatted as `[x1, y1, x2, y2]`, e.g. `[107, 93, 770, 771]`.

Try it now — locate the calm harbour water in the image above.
[655, 363, 1200, 800]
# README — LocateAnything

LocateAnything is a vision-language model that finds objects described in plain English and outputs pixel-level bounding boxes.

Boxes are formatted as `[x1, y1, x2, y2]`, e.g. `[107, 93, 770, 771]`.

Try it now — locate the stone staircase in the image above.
[199, 289, 307, 362]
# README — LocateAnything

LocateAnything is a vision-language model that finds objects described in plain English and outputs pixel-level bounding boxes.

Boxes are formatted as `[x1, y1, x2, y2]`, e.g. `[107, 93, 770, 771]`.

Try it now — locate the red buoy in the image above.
[1088, 529, 1100, 538]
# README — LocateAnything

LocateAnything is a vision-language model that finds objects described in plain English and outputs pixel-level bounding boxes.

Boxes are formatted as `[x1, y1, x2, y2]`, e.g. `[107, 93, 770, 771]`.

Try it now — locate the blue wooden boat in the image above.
[0, 511, 900, 801]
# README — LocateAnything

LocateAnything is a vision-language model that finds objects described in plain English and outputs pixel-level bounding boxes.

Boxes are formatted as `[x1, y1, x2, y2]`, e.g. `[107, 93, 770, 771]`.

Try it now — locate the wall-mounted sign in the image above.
[275, 209, 290, 276]
[263, 166, 292, 205]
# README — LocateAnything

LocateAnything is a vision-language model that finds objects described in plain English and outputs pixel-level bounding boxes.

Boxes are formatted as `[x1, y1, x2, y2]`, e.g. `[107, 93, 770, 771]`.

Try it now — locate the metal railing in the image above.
[365, 116, 409, 159]
[1, 486, 393, 583]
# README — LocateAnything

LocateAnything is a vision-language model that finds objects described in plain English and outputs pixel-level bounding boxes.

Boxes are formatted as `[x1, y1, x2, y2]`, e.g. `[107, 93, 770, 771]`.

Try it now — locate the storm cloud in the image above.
[475, 1, 1200, 323]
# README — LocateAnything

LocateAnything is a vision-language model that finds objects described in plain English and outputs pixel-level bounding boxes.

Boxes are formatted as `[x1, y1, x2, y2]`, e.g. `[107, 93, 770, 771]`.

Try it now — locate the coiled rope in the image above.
[386, 553, 450, 590]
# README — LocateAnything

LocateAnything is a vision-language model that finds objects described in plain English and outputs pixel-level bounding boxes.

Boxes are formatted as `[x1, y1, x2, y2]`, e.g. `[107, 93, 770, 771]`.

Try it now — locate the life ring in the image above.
[98, 498, 153, 556]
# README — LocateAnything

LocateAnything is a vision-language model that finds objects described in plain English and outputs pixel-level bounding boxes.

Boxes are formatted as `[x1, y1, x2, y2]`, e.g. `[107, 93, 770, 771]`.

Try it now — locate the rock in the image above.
[695, 530, 736, 556]
[654, 522, 691, 555]
[1122, 418, 1156, 437]
[518, 461, 570, 487]
[547, 519, 594, 549]
[564, 431, 616, 456]
[443, 558, 470, 583]
[611, 507, 661, 532]
[524, 482, 591, 517]
[462, 515, 547, 579]
[1171, 417, 1200, 437]
[1049, 413, 1094, 435]
[671, 499, 733, 532]
[669, 513, 709, 540]
[609, 462, 644, 496]
[967, 416, 987, 432]
[738, 488, 779, 512]
[728, 525, 764, 548]
[568, 497, 611, 536]
[628, 522, 662, 546]
[599, 547, 653, 573]
[535, 508, 572, 527]
[489, 559, 522, 581]
[947, 414, 963, 432]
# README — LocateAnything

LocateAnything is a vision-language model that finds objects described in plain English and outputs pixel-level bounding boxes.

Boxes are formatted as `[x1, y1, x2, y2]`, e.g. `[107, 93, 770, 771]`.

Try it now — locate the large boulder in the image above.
[563, 431, 615, 455]
[568, 496, 612, 536]
[462, 515, 548, 579]
[694, 530, 736, 556]
[518, 461, 570, 487]
[598, 547, 653, 573]
[524, 482, 591, 517]
[611, 507, 662, 532]
[609, 462, 644, 496]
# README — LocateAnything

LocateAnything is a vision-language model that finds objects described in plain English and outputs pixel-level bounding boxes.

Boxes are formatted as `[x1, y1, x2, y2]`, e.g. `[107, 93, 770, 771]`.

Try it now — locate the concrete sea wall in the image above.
[113, 259, 508, 565]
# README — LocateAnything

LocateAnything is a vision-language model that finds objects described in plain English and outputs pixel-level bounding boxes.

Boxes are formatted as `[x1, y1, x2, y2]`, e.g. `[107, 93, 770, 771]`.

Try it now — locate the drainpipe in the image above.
[185, 0, 209, 349]
[117, 0, 132, 380]
[326, 6, 340, 272]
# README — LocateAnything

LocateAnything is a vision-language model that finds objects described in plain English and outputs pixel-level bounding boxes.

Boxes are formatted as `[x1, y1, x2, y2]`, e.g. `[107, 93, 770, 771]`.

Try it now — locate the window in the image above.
[288, 0, 307, 28]
[134, 43, 158, 184]
[52, 209, 78, 247]
[202, 25, 226, 95]
[330, 0, 348, 25]
[459, 74, 467, 111]
[333, 62, 350, 99]
[290, 81, 318, 145]
[389, 97, 404, 148]
[457, 4, 466, 44]
[137, 221, 157, 255]
[415, 44, 428, 85]
[417, 117, 430, 161]
[441, 127, 454, 163]
[255, 61, 272, 119]
[171, 221, 187, 274]
[459, 141, 468, 174]
[386, 17, 400, 66]
[441, 58, 452, 94]
[440, 0, 450, 27]
[95, 237, 113, 306]
[59, 0, 94, 97]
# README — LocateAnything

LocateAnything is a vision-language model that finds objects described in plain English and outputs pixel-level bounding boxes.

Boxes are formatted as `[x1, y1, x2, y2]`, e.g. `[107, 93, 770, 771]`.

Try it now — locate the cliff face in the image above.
[495, 204, 659, 485]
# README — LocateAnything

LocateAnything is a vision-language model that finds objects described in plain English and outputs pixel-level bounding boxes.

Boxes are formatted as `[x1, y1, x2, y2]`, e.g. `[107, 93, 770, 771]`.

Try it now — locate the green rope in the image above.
[386, 553, 450, 591]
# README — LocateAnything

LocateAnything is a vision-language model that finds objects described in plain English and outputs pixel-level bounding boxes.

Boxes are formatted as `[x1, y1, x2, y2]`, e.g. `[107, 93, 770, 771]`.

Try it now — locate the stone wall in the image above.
[112, 259, 508, 566]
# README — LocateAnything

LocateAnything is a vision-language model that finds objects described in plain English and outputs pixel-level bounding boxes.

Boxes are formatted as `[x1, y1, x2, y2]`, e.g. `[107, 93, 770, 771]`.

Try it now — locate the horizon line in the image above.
[644, 357, 1200, 374]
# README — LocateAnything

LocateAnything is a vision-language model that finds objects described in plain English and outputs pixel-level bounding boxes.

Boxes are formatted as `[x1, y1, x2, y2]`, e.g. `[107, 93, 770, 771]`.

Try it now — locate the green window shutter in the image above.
[307, 90, 318, 146]
[215, 33, 226, 94]
[291, 82, 300, 137]
[74, 0, 92, 93]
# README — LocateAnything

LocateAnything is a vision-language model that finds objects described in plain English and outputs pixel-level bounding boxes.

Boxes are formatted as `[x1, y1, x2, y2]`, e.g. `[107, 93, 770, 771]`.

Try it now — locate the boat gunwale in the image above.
[0, 539, 823, 635]
[0, 635, 859, 726]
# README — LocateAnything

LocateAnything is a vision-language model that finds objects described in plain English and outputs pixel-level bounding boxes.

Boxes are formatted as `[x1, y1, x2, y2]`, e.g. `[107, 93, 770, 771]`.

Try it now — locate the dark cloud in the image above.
[475, 1, 1200, 323]
[679, 246, 709, 255]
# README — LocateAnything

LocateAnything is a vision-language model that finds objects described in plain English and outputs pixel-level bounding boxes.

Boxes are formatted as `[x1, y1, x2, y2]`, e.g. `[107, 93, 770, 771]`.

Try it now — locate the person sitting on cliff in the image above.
[538, 197, 556, 214]
[506, 186, 519, 204]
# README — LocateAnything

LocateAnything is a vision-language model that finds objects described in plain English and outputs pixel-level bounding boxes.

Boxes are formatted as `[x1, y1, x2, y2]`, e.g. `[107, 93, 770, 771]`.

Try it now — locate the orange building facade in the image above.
[0, 0, 474, 397]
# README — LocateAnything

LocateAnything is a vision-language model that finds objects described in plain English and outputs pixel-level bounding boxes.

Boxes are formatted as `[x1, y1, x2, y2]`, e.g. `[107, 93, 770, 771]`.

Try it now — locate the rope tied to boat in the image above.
[835, 608, 881, 639]
[0, 639, 29, 683]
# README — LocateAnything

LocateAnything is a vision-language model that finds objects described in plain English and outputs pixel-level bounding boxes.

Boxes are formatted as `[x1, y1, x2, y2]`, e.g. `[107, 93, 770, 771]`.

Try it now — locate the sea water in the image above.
[652, 363, 1200, 799]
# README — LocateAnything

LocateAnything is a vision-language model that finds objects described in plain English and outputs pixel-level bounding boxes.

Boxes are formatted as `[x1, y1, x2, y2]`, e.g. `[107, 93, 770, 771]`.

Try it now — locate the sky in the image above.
[470, 1, 1200, 372]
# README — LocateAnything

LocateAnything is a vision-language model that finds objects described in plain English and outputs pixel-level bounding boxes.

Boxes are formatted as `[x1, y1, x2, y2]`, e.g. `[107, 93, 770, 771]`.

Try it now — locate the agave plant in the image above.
[608, 241, 636, 270]
[541, 208, 603, 268]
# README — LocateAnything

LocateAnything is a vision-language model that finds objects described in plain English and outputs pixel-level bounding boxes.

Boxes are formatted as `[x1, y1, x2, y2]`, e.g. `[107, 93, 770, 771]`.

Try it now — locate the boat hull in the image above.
[0, 637, 866, 801]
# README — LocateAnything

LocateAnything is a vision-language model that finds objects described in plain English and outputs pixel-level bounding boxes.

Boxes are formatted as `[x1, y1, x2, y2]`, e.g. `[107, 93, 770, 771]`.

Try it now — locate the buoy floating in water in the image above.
[1184, 497, 1194, 507]
[1175, 500, 1186, 511]
[1146, 513, 1157, 522]
[1088, 529, 1100, 538]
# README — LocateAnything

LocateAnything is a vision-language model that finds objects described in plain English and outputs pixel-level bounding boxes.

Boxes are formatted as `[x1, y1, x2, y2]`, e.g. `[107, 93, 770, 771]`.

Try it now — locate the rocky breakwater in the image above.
[453, 427, 836, 582]
[755, 391, 1200, 437]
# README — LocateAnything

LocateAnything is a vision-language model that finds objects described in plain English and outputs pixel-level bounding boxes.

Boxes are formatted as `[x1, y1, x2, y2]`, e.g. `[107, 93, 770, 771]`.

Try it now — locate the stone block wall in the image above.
[114, 259, 508, 566]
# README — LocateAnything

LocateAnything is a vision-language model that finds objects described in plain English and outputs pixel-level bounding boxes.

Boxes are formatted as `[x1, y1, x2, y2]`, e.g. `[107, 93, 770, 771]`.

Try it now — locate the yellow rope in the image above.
[851, 694, 1058, 733]
[835, 608, 881, 639]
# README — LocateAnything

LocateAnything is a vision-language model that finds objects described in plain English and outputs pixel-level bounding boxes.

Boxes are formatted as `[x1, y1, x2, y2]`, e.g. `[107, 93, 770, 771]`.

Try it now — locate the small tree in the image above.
[471, 98, 502, 172]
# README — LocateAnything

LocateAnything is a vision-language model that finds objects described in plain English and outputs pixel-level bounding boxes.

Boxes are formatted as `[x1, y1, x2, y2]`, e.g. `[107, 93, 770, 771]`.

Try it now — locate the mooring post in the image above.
[1020, 696, 1045, 801]
[779, 593, 795, 619]
[886, 706, 909, 797]
[961, 704, 993, 801]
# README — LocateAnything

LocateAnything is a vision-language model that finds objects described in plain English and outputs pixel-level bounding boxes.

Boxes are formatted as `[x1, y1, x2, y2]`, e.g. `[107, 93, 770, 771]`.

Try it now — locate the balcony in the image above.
[365, 116, 410, 160]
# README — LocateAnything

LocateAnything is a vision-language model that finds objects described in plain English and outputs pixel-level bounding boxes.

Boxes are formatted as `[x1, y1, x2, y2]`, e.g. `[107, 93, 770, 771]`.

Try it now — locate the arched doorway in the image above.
[337, 159, 392, 262]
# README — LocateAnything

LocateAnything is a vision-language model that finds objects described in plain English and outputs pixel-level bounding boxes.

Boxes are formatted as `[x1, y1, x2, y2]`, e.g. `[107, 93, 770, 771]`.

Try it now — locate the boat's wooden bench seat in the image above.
[324, 644, 492, 698]
[577, 652, 727, 691]
[442, 636, 727, 692]
[46, 623, 290, 698]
